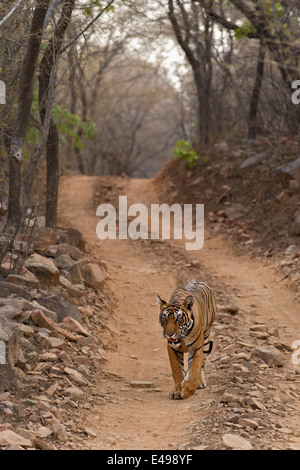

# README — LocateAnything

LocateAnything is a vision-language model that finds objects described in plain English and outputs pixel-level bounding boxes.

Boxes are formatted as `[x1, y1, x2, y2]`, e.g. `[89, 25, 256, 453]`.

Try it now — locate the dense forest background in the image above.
[1, 0, 300, 256]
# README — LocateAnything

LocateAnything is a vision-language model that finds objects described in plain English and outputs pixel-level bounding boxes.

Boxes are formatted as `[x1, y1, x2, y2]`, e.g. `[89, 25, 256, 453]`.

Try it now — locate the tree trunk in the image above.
[0, 0, 50, 266]
[7, 0, 50, 227]
[247, 39, 266, 143]
[168, 0, 213, 151]
[194, 75, 211, 151]
[45, 118, 59, 229]
[38, 0, 75, 230]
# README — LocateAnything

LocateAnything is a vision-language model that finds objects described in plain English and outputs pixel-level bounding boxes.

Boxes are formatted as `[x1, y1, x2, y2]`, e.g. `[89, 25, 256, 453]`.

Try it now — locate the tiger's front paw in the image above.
[181, 379, 198, 399]
[169, 390, 182, 400]
[197, 369, 206, 389]
[197, 382, 207, 389]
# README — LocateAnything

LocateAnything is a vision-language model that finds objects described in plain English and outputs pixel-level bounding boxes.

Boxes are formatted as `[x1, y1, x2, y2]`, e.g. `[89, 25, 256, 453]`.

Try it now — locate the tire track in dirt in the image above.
[58, 175, 300, 450]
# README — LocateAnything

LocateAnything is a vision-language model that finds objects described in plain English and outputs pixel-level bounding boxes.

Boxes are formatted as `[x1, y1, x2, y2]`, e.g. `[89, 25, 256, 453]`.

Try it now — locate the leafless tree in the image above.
[168, 0, 214, 150]
[200, 0, 300, 132]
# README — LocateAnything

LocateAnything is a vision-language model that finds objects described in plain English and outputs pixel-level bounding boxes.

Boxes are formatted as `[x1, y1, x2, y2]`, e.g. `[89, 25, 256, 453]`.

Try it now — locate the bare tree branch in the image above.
[61, 0, 116, 54]
[0, 0, 24, 27]
[43, 0, 63, 29]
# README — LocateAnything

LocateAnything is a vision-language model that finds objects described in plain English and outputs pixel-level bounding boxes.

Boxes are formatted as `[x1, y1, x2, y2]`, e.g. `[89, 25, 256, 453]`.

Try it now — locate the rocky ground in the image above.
[0, 225, 109, 450]
[120, 231, 300, 451]
[156, 136, 300, 299]
[183, 302, 300, 450]
[0, 159, 299, 450]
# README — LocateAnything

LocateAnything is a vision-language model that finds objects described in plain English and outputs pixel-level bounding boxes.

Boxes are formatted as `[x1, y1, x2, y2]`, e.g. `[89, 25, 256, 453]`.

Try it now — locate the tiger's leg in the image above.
[167, 344, 184, 400]
[181, 347, 203, 399]
[197, 340, 213, 389]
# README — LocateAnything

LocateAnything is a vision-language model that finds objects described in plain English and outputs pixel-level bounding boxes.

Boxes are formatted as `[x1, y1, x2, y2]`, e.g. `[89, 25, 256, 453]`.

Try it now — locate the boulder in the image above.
[238, 418, 259, 430]
[222, 433, 253, 450]
[251, 346, 284, 367]
[24, 253, 59, 286]
[64, 367, 88, 386]
[0, 281, 32, 301]
[284, 245, 299, 255]
[30, 309, 78, 342]
[0, 296, 57, 323]
[243, 397, 266, 411]
[37, 295, 82, 323]
[62, 316, 91, 337]
[52, 423, 68, 442]
[53, 254, 76, 270]
[67, 261, 85, 284]
[6, 273, 39, 289]
[54, 255, 84, 284]
[239, 152, 266, 170]
[56, 228, 85, 251]
[64, 386, 84, 397]
[59, 276, 85, 297]
[0, 305, 22, 320]
[52, 243, 81, 260]
[0, 429, 32, 448]
[23, 300, 57, 323]
[84, 263, 105, 291]
[32, 227, 56, 252]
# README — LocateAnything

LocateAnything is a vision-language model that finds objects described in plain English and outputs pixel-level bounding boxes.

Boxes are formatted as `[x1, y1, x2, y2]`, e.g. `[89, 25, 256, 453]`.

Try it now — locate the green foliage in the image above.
[83, 1, 103, 16]
[52, 105, 97, 149]
[232, 1, 284, 40]
[273, 1, 284, 17]
[264, 0, 284, 18]
[234, 23, 257, 40]
[82, 0, 126, 16]
[26, 126, 41, 148]
[26, 104, 97, 151]
[173, 140, 199, 168]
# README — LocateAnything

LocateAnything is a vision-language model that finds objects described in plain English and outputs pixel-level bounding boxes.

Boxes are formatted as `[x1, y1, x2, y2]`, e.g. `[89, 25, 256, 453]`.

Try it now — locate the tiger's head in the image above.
[157, 294, 194, 347]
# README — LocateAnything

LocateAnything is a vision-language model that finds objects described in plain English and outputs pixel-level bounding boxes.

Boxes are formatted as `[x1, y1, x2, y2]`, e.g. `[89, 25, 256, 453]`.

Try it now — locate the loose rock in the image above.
[0, 429, 32, 449]
[222, 433, 253, 450]
[84, 263, 105, 291]
[32, 227, 56, 252]
[251, 346, 284, 367]
[37, 295, 82, 323]
[24, 253, 59, 286]
[130, 381, 153, 388]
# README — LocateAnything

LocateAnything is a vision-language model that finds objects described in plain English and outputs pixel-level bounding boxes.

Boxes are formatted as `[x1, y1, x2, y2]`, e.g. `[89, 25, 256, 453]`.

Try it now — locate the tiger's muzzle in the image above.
[164, 332, 182, 346]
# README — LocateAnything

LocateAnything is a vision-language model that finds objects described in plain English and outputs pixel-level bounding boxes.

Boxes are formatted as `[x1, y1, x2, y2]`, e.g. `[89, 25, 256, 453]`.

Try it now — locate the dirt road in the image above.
[58, 175, 300, 450]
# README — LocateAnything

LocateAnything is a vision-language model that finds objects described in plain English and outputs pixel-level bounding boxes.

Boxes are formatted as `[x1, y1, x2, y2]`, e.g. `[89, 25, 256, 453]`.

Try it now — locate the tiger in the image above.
[157, 280, 216, 400]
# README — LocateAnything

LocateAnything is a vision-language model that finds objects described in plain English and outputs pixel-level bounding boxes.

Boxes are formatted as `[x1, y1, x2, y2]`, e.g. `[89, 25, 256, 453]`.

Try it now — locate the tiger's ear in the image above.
[157, 295, 167, 309]
[182, 295, 194, 310]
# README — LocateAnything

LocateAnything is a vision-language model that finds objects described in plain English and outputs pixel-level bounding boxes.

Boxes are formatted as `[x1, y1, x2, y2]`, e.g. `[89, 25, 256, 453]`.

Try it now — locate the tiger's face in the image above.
[157, 295, 194, 347]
